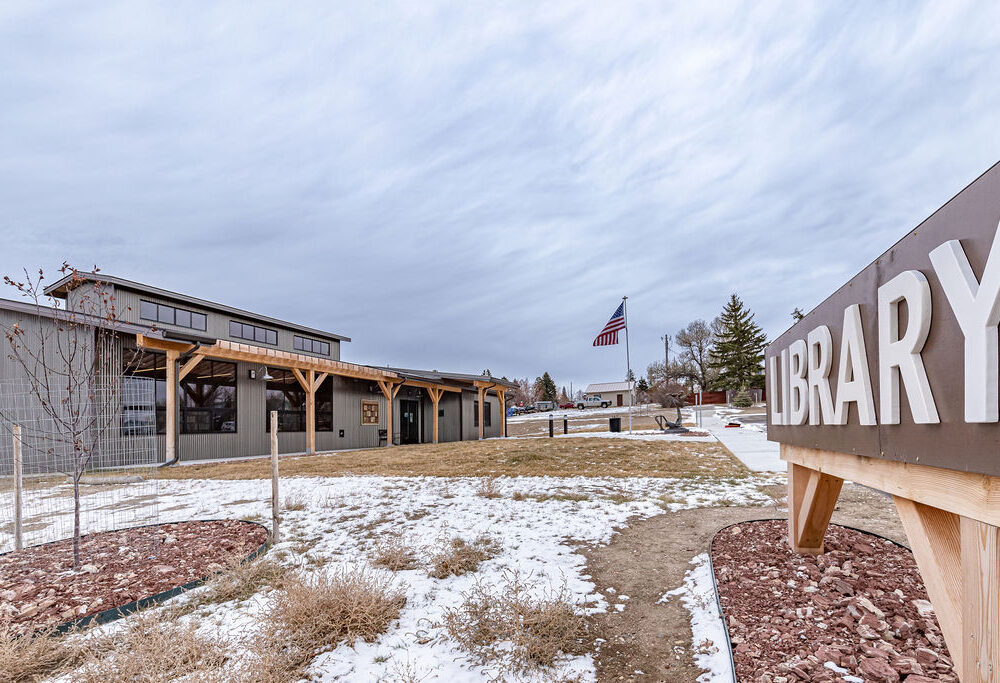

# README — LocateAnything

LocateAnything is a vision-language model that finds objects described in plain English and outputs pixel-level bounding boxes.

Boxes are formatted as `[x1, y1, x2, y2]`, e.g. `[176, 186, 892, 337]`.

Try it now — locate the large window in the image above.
[180, 360, 237, 433]
[473, 400, 493, 428]
[230, 320, 277, 346]
[264, 370, 333, 432]
[124, 353, 237, 434]
[294, 335, 330, 356]
[140, 300, 207, 331]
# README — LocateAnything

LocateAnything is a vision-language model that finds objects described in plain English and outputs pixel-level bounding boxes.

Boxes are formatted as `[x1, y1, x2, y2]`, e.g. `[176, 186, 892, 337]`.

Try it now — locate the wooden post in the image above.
[12, 424, 23, 551]
[962, 516, 1000, 681]
[270, 410, 279, 543]
[305, 369, 316, 454]
[428, 387, 442, 444]
[165, 349, 179, 464]
[787, 461, 843, 554]
[377, 379, 403, 446]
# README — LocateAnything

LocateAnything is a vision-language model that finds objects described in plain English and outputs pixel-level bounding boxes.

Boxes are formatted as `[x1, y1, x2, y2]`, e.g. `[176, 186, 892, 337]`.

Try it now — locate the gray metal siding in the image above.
[111, 286, 341, 361]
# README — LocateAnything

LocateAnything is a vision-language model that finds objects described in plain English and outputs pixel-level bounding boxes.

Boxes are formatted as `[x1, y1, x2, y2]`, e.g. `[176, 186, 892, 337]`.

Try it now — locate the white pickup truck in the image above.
[575, 396, 611, 409]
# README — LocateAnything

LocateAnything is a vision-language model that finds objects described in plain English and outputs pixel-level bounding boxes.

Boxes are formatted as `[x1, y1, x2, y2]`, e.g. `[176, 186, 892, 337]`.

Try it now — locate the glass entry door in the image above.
[399, 399, 420, 444]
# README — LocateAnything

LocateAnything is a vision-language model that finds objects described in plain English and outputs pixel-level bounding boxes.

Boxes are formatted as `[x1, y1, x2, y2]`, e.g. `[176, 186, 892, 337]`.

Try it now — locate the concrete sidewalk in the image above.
[696, 407, 784, 472]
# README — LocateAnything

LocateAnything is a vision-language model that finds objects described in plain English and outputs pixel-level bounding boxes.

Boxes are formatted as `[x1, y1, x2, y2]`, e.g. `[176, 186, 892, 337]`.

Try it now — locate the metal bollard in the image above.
[563, 417, 568, 434]
[549, 416, 554, 438]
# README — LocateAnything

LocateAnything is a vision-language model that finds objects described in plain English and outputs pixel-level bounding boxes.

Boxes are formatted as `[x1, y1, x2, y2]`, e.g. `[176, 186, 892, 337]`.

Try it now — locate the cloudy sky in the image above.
[2, 2, 999, 391]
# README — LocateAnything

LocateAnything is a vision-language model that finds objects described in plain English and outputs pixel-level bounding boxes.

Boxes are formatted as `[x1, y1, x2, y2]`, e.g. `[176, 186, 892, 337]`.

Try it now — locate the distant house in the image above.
[583, 381, 635, 408]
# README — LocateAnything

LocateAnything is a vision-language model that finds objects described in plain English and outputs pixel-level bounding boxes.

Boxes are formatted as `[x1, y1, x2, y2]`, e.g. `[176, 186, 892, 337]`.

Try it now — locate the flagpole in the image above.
[623, 295, 632, 433]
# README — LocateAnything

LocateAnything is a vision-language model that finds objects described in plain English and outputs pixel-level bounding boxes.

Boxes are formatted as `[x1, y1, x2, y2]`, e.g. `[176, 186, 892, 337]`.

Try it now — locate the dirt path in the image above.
[583, 483, 906, 682]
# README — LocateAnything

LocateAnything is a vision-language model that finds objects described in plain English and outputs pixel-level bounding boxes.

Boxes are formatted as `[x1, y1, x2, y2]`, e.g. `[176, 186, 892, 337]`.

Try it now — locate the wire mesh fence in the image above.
[0, 378, 160, 557]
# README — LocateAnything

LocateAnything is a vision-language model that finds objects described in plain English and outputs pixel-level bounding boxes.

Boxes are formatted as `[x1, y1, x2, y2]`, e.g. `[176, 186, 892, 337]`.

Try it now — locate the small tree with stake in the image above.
[1, 265, 131, 568]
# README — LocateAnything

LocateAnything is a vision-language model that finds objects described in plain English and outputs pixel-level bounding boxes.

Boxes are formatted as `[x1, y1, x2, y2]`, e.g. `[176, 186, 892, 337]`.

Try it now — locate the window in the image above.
[264, 371, 334, 432]
[230, 320, 277, 346]
[139, 300, 206, 331]
[294, 335, 330, 356]
[180, 360, 237, 434]
[361, 400, 380, 425]
[265, 369, 306, 432]
[473, 400, 492, 428]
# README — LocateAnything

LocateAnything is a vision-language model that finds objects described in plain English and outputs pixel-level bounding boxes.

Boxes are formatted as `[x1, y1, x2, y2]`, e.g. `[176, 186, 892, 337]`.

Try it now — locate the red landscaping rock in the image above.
[0, 519, 267, 635]
[711, 520, 957, 682]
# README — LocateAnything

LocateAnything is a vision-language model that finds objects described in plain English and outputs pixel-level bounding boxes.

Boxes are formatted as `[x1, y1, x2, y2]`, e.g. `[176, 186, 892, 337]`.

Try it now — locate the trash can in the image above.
[609, 417, 621, 433]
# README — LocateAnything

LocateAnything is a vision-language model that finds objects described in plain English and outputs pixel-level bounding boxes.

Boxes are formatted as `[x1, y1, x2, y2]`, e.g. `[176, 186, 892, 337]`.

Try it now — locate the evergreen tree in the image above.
[636, 378, 649, 392]
[709, 294, 768, 390]
[533, 372, 558, 402]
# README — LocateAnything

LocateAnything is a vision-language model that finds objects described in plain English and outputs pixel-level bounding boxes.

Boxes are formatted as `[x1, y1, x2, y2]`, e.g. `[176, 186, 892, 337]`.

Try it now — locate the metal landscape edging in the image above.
[707, 517, 911, 683]
[0, 518, 271, 636]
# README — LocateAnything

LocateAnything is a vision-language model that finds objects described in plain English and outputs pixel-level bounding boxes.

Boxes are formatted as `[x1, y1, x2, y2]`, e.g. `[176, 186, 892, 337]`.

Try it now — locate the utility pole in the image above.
[661, 333, 670, 371]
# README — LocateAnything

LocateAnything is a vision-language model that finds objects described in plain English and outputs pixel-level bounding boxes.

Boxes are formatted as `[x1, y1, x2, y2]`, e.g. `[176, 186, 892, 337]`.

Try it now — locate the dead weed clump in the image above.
[370, 537, 420, 571]
[199, 556, 290, 606]
[477, 477, 502, 499]
[0, 625, 79, 682]
[282, 494, 308, 511]
[72, 611, 229, 682]
[442, 573, 590, 673]
[250, 568, 406, 678]
[428, 535, 501, 579]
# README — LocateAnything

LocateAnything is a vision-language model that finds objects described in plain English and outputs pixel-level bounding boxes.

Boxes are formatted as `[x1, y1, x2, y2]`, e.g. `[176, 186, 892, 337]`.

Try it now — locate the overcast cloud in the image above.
[2, 1, 999, 390]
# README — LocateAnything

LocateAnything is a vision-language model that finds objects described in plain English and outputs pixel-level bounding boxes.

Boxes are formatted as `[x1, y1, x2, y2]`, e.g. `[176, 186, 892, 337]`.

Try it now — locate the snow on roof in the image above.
[584, 381, 635, 394]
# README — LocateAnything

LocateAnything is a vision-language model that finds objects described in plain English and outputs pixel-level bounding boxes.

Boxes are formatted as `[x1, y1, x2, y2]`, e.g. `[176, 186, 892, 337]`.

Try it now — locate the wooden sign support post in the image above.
[783, 444, 1000, 681]
[270, 410, 280, 544]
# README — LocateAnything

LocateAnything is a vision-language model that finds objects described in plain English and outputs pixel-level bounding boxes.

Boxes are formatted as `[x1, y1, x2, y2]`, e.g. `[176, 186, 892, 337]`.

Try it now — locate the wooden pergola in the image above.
[136, 335, 510, 456]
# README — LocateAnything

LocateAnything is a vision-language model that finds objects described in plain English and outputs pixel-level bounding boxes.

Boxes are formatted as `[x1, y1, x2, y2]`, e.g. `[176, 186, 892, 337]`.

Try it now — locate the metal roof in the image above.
[43, 272, 351, 342]
[584, 381, 635, 394]
[384, 367, 518, 389]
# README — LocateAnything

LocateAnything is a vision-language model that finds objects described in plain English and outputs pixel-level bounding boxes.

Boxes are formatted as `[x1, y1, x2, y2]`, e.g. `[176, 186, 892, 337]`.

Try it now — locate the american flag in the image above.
[593, 302, 626, 346]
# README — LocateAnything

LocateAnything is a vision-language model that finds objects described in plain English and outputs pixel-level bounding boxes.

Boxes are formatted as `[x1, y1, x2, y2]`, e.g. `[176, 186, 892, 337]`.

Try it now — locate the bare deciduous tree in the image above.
[675, 319, 720, 391]
[1, 264, 133, 568]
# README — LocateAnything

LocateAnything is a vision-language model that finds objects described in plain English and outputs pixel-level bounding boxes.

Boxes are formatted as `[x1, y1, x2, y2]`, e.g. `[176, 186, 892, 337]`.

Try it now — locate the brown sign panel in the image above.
[767, 162, 1000, 477]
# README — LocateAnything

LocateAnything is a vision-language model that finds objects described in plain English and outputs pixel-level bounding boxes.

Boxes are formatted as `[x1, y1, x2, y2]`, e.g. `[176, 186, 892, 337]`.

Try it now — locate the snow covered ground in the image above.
[699, 407, 783, 472]
[48, 471, 777, 681]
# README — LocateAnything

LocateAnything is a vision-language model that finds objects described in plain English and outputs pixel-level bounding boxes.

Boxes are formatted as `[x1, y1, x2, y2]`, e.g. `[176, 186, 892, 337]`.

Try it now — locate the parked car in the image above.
[559, 401, 575, 409]
[534, 400, 557, 411]
[575, 396, 611, 409]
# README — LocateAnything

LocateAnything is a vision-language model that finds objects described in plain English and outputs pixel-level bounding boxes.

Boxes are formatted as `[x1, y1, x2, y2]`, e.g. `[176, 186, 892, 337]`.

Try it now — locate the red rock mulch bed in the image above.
[712, 520, 956, 682]
[0, 520, 268, 635]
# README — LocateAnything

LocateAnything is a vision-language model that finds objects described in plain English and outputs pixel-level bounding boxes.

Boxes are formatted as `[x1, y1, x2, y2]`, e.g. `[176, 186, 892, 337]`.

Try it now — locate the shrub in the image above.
[730, 388, 754, 408]
[370, 537, 419, 571]
[443, 572, 590, 673]
[428, 535, 501, 579]
[199, 556, 289, 605]
[0, 625, 78, 682]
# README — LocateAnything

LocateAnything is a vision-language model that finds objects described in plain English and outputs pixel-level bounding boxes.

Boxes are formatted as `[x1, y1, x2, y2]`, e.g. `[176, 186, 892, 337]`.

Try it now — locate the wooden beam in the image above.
[781, 444, 1000, 527]
[376, 379, 403, 446]
[136, 334, 195, 354]
[962, 516, 1000, 681]
[178, 353, 204, 381]
[165, 349, 179, 464]
[402, 379, 461, 393]
[787, 462, 843, 554]
[893, 496, 963, 678]
[291, 367, 309, 392]
[312, 372, 329, 393]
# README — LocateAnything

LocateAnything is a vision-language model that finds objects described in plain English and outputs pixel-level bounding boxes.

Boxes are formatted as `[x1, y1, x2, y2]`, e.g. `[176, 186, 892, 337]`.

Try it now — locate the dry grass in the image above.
[281, 494, 308, 511]
[0, 625, 79, 682]
[370, 536, 420, 571]
[71, 611, 229, 682]
[248, 568, 406, 679]
[477, 477, 502, 499]
[198, 556, 290, 606]
[158, 437, 745, 480]
[429, 535, 501, 579]
[443, 573, 590, 673]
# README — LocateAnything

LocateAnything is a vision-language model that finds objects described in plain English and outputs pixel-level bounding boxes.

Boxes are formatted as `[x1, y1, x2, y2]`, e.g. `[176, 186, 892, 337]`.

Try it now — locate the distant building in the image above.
[583, 381, 635, 408]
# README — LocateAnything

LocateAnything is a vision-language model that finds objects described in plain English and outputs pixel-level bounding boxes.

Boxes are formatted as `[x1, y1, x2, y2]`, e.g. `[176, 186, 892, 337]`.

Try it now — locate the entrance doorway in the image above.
[399, 399, 420, 445]
[617, 394, 623, 407]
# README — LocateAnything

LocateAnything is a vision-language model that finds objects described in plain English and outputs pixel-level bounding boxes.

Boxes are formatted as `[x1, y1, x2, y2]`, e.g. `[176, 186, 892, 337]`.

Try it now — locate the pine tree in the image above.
[709, 294, 768, 390]
[533, 372, 558, 402]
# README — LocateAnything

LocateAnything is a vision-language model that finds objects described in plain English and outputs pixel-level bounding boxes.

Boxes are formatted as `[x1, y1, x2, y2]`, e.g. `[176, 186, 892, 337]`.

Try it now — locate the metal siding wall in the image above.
[111, 287, 340, 360]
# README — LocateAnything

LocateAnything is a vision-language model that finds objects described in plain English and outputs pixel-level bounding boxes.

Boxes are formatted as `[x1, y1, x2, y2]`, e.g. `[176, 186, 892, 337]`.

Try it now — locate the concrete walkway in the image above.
[695, 407, 784, 473]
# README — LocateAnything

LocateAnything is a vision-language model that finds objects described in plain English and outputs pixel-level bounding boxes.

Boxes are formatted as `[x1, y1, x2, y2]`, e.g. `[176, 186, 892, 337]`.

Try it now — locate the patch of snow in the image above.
[664, 553, 733, 682]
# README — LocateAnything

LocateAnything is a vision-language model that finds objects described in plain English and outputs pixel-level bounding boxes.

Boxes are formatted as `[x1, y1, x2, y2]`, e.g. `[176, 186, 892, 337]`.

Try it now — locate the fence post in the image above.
[13, 424, 23, 551]
[270, 410, 279, 543]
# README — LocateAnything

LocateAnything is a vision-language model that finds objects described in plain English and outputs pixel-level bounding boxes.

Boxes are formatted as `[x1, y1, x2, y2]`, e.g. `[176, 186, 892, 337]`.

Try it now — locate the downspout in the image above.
[159, 342, 202, 468]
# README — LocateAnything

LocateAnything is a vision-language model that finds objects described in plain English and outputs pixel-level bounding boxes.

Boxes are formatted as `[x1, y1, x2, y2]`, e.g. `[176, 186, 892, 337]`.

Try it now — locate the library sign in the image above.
[766, 164, 1000, 477]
